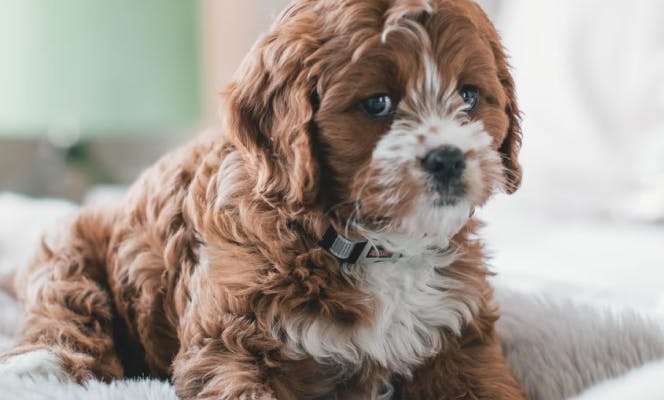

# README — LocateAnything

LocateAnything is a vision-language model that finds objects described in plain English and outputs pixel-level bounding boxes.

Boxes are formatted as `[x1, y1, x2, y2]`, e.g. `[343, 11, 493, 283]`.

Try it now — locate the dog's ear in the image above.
[496, 62, 523, 194]
[224, 7, 321, 214]
[477, 6, 523, 194]
[489, 43, 523, 194]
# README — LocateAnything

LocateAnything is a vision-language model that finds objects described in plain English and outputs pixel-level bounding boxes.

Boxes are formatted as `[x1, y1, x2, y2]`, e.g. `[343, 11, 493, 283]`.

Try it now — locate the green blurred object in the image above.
[0, 0, 200, 138]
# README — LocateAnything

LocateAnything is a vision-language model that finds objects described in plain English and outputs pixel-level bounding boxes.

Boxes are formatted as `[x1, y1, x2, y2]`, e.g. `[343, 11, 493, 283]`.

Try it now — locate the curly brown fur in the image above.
[3, 1, 526, 399]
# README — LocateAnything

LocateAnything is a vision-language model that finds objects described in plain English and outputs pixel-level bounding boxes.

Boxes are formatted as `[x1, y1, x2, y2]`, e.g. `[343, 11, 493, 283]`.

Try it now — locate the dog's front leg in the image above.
[0, 208, 123, 382]
[172, 312, 282, 400]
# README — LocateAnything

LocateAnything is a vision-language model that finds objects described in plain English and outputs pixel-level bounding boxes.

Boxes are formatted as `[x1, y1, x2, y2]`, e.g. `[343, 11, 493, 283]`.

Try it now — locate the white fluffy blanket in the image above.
[1, 193, 664, 399]
[497, 291, 664, 399]
[0, 374, 178, 400]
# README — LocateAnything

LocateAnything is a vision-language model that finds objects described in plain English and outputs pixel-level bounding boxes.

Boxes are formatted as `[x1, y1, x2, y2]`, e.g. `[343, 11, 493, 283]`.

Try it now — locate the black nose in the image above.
[422, 146, 465, 184]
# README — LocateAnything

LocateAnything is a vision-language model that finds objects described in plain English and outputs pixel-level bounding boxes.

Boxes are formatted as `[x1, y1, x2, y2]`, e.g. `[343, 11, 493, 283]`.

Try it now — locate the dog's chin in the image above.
[429, 184, 466, 208]
[356, 194, 474, 256]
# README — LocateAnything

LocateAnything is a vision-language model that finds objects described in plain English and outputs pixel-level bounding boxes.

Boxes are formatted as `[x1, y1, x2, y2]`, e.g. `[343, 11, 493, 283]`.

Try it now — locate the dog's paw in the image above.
[0, 349, 69, 381]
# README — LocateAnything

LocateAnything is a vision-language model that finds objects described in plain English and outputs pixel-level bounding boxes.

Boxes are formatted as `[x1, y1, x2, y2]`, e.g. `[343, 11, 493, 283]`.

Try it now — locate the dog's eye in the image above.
[361, 94, 394, 118]
[459, 85, 480, 111]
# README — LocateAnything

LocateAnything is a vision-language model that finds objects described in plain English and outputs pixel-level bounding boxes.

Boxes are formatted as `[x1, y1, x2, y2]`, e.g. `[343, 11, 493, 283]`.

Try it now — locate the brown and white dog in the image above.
[1, 0, 526, 398]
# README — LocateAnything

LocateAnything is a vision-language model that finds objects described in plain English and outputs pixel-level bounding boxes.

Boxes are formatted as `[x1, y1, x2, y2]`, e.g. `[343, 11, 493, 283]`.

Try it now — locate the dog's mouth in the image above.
[430, 184, 466, 208]
[433, 197, 461, 207]
[347, 179, 471, 232]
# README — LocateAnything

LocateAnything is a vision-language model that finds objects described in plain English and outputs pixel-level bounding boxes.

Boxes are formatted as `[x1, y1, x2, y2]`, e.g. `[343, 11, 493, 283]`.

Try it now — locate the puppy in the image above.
[1, 0, 526, 398]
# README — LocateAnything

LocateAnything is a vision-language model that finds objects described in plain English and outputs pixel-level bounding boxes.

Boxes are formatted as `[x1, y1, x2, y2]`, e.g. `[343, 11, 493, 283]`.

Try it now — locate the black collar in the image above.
[319, 226, 401, 264]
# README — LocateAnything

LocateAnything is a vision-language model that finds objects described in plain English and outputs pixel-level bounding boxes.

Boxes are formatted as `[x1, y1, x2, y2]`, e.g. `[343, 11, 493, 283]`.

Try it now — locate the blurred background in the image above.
[0, 0, 292, 200]
[0, 1, 663, 313]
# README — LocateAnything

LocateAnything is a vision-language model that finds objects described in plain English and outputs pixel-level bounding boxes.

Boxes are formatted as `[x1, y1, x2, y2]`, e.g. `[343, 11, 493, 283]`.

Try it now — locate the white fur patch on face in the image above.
[377, 55, 493, 163]
[0, 350, 69, 381]
[373, 116, 491, 163]
[280, 252, 479, 376]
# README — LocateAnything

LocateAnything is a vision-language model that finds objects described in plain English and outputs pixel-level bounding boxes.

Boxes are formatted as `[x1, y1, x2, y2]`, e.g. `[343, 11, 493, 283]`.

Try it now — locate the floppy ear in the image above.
[497, 64, 523, 194]
[224, 7, 321, 214]
[487, 36, 523, 194]
[476, 2, 523, 194]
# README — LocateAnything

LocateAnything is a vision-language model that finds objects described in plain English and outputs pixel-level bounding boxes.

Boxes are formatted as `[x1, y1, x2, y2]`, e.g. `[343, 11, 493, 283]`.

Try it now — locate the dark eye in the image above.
[361, 94, 394, 118]
[459, 85, 480, 111]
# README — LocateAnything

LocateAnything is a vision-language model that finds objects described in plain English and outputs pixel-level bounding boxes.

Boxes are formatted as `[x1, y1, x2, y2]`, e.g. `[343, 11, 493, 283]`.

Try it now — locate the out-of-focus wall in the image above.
[198, 0, 291, 125]
[490, 0, 664, 222]
[0, 1, 203, 199]
[0, 0, 200, 138]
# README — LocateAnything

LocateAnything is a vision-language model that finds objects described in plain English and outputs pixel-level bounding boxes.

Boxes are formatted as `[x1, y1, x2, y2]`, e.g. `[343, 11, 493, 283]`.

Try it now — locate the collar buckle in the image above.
[327, 233, 360, 260]
[320, 226, 401, 264]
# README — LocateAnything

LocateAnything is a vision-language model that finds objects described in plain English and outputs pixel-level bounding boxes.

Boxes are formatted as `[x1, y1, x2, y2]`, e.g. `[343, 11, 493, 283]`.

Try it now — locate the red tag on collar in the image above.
[365, 247, 395, 259]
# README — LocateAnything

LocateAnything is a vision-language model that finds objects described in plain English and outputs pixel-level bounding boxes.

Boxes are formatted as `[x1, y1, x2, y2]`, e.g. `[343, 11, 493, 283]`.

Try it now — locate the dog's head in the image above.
[225, 0, 522, 253]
